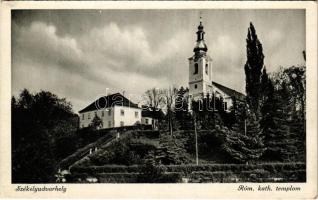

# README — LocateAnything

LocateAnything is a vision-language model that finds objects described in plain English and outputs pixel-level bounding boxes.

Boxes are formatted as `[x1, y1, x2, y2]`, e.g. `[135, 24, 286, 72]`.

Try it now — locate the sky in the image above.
[11, 9, 305, 112]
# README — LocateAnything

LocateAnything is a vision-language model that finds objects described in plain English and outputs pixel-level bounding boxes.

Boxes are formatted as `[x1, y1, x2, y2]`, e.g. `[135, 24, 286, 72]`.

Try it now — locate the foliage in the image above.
[137, 151, 168, 183]
[222, 103, 265, 163]
[175, 87, 194, 130]
[244, 22, 265, 114]
[191, 94, 230, 129]
[262, 82, 298, 161]
[143, 88, 166, 128]
[272, 65, 306, 122]
[88, 137, 143, 166]
[156, 131, 191, 165]
[12, 89, 78, 183]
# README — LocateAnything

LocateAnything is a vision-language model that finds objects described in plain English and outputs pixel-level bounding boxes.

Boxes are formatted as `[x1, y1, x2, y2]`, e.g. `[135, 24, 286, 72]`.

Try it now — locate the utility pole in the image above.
[194, 113, 199, 165]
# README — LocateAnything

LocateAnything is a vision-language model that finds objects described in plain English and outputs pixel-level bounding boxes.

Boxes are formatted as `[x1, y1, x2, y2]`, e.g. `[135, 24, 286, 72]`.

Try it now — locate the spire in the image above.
[194, 14, 208, 54]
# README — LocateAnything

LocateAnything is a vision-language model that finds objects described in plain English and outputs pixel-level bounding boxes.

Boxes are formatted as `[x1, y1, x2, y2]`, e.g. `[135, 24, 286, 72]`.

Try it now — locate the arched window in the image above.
[194, 84, 197, 89]
[194, 63, 198, 74]
[205, 64, 208, 75]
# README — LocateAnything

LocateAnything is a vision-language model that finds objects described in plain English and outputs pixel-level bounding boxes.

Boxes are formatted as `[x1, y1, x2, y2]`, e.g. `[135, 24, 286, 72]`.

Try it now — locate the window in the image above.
[224, 102, 228, 110]
[88, 113, 91, 119]
[205, 64, 208, 75]
[194, 63, 198, 74]
[145, 119, 149, 124]
[82, 114, 84, 120]
[121, 109, 125, 116]
[120, 121, 124, 127]
[194, 84, 197, 89]
[101, 111, 104, 117]
[108, 109, 111, 116]
[135, 111, 139, 118]
[108, 121, 111, 128]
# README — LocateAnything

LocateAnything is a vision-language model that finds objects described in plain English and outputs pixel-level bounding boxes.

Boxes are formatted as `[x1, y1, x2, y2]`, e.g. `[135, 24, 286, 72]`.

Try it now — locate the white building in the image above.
[79, 93, 142, 129]
[188, 20, 245, 111]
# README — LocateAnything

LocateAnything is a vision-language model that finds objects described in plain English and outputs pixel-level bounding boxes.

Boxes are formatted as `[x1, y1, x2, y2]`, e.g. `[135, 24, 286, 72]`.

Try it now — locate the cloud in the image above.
[12, 21, 190, 111]
[211, 35, 245, 74]
[12, 10, 305, 112]
[14, 22, 82, 68]
[79, 22, 190, 77]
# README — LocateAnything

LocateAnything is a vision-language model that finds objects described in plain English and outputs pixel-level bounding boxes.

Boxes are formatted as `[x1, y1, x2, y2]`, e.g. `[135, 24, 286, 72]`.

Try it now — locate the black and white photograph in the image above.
[9, 9, 309, 185]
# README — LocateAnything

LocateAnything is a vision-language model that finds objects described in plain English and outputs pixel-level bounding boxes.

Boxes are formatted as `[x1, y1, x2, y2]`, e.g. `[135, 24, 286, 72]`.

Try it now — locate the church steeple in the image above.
[193, 17, 208, 54]
[189, 14, 213, 101]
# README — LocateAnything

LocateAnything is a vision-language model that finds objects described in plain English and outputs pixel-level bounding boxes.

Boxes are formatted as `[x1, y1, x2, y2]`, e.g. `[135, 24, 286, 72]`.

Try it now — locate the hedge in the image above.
[70, 162, 305, 175]
[67, 172, 183, 183]
[68, 162, 306, 183]
[70, 165, 141, 174]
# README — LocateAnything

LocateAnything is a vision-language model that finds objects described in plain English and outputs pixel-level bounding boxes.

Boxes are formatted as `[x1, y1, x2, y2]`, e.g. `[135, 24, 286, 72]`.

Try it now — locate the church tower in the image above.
[188, 19, 213, 101]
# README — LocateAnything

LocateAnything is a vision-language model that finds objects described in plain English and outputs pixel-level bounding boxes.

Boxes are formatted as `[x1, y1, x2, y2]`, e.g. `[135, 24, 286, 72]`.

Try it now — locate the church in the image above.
[188, 20, 245, 111]
[78, 19, 245, 129]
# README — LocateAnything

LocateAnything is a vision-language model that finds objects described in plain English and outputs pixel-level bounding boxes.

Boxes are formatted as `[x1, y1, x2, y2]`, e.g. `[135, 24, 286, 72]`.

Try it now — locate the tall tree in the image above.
[143, 88, 166, 129]
[175, 87, 193, 130]
[244, 22, 264, 115]
[144, 88, 165, 110]
[270, 64, 306, 161]
[163, 86, 178, 135]
[263, 82, 298, 161]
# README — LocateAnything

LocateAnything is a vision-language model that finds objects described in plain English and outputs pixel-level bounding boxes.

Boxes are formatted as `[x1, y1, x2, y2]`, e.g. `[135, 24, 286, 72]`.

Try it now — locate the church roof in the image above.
[212, 81, 245, 102]
[79, 93, 139, 113]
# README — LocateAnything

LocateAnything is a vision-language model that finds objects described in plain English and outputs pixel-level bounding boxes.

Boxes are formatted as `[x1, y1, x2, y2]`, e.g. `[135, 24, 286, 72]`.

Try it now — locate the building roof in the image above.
[212, 81, 245, 101]
[141, 106, 165, 119]
[79, 93, 139, 113]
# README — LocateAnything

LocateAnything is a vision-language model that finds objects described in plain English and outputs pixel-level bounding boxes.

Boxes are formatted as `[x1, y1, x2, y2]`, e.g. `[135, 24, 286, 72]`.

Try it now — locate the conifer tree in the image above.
[221, 103, 246, 162]
[175, 87, 193, 130]
[260, 67, 271, 106]
[222, 103, 265, 163]
[244, 22, 264, 115]
[260, 74, 276, 146]
[156, 131, 189, 165]
[264, 82, 298, 161]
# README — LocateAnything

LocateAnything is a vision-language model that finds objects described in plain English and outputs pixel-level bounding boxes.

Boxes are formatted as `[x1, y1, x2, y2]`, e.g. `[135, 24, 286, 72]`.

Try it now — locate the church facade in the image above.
[188, 20, 245, 111]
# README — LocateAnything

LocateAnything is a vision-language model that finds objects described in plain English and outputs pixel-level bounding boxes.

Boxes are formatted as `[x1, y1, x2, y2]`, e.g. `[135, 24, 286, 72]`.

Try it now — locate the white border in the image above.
[0, 1, 317, 199]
